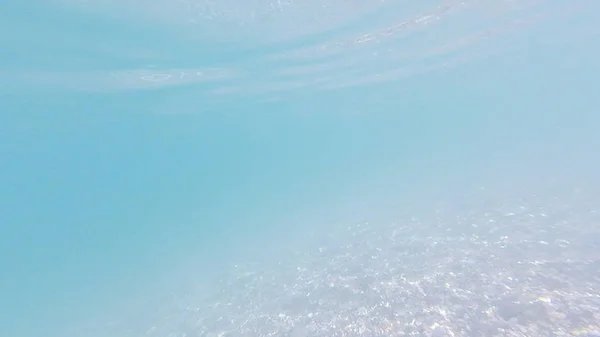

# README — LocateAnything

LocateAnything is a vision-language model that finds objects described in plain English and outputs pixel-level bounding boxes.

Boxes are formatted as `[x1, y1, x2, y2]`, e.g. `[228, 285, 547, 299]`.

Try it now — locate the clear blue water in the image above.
[1, 1, 599, 336]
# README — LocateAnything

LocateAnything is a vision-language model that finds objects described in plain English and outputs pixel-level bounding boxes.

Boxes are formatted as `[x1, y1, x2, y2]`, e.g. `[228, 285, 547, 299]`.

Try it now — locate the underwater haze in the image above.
[2, 1, 600, 336]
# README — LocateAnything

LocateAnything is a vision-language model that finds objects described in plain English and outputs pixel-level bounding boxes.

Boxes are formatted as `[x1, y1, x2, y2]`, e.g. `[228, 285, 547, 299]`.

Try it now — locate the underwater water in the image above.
[1, 1, 600, 336]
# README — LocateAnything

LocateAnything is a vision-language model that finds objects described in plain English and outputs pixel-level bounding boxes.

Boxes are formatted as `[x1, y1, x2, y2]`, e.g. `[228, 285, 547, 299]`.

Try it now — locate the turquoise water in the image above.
[1, 1, 599, 337]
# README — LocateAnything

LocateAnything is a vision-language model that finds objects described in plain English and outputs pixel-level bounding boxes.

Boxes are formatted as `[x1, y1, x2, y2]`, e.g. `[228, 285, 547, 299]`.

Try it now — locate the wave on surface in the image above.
[11, 0, 593, 101]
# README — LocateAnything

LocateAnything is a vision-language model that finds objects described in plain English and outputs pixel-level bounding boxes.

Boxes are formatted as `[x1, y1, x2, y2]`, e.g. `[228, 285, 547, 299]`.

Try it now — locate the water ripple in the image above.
[46, 0, 594, 99]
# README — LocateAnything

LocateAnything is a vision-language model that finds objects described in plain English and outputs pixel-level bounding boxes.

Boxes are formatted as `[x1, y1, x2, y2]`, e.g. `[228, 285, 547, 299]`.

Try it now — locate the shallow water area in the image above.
[1, 1, 600, 337]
